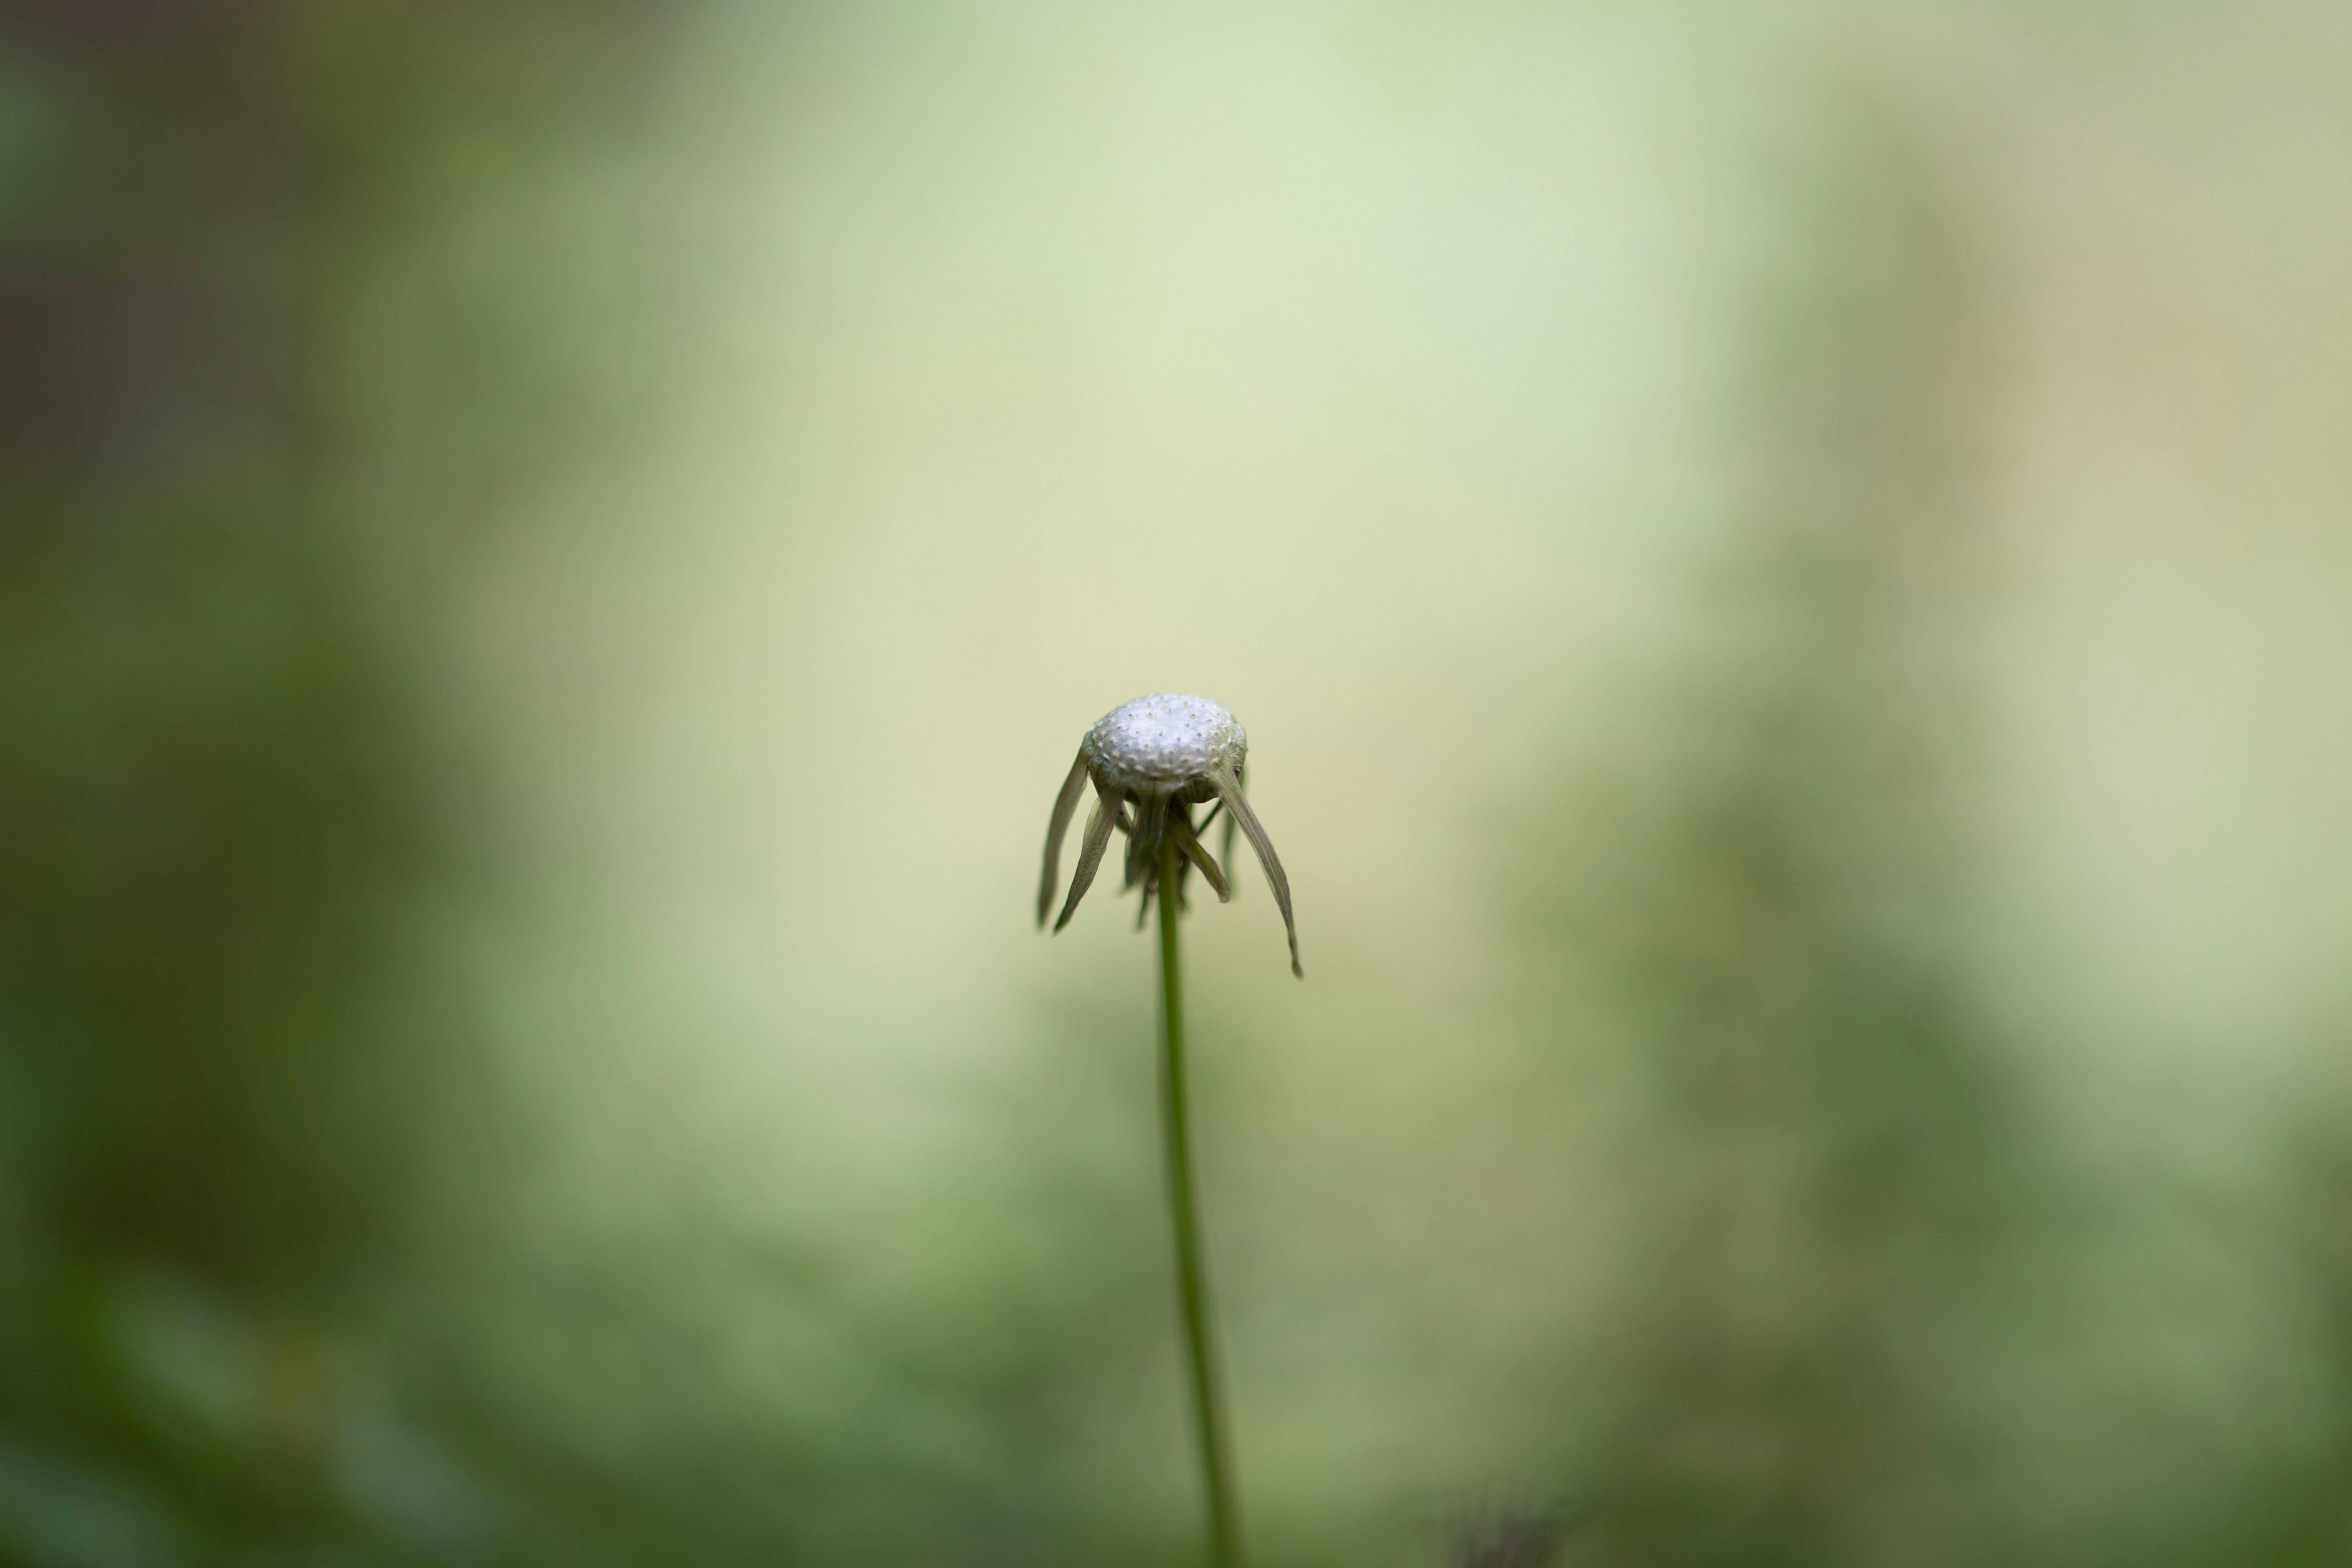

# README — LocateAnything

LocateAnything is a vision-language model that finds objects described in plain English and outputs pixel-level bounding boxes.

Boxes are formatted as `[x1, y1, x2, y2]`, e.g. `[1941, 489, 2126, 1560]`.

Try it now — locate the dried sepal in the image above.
[1210, 764, 1301, 978]
[1053, 774, 1125, 933]
[1164, 810, 1229, 902]
[1037, 747, 1093, 927]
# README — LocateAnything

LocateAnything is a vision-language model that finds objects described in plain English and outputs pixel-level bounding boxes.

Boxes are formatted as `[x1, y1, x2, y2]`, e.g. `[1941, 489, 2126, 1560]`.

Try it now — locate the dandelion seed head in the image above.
[1083, 692, 1247, 795]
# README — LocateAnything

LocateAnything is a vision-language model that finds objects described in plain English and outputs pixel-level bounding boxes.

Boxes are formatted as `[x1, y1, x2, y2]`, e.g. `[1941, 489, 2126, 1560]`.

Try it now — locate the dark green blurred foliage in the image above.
[2259, 1114, 2352, 1564]
[0, 2, 676, 1560]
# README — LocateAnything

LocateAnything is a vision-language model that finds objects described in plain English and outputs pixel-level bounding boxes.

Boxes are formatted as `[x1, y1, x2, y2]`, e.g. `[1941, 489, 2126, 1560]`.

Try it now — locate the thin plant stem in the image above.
[1157, 835, 1245, 1568]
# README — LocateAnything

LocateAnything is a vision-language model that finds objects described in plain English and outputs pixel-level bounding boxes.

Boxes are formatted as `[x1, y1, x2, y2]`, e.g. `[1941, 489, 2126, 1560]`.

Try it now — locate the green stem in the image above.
[1157, 836, 1245, 1568]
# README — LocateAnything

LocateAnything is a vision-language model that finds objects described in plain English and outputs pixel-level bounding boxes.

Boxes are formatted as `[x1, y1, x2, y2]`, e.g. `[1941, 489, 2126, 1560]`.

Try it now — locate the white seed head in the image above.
[1082, 692, 1247, 795]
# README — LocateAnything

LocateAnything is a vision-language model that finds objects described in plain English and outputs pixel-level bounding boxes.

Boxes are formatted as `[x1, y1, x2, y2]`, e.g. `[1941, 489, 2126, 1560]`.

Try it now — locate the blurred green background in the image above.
[6, 2, 2352, 1564]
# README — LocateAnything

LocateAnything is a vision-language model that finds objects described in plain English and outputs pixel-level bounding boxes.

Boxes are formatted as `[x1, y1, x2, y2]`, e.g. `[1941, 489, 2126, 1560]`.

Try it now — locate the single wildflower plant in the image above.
[1035, 692, 1303, 1568]
[1036, 692, 1301, 978]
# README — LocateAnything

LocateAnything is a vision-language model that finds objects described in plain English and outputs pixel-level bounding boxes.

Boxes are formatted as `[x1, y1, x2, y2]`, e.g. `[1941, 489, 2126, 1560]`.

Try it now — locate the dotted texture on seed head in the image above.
[1084, 693, 1246, 789]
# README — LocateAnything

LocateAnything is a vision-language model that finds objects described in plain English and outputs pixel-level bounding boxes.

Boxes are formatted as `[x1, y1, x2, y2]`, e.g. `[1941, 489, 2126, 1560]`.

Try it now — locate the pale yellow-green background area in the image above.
[6, 3, 2352, 1564]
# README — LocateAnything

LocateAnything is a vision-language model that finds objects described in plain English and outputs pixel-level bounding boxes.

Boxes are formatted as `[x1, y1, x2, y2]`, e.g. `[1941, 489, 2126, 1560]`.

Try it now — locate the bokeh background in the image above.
[7, 2, 2352, 1564]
